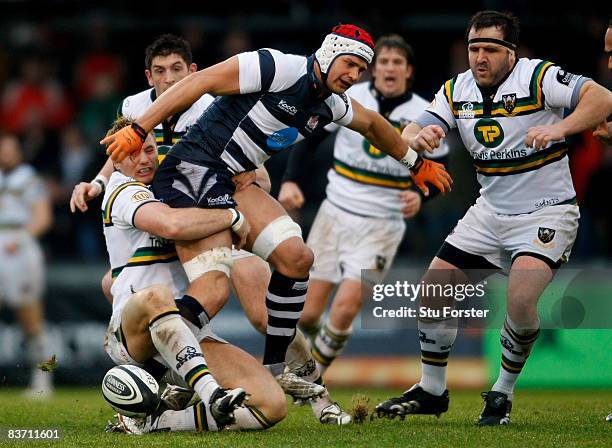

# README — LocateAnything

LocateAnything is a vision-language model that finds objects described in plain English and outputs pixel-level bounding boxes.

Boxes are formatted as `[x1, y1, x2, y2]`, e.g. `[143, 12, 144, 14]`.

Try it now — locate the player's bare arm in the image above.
[526, 80, 612, 149]
[101, 57, 241, 161]
[346, 98, 409, 160]
[347, 100, 452, 195]
[133, 202, 250, 248]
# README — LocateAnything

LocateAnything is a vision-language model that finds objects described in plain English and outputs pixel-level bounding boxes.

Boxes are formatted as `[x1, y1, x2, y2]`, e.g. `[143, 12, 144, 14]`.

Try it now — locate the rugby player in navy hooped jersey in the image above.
[101, 25, 452, 383]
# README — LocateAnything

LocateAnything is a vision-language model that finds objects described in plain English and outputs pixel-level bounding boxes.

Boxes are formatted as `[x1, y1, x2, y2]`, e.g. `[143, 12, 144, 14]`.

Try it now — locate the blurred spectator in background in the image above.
[0, 134, 53, 397]
[0, 50, 72, 168]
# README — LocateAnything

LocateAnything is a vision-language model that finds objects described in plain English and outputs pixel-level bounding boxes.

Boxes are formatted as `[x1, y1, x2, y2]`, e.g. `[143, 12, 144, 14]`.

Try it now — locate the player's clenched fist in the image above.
[410, 125, 446, 153]
[410, 157, 452, 196]
[100, 123, 148, 162]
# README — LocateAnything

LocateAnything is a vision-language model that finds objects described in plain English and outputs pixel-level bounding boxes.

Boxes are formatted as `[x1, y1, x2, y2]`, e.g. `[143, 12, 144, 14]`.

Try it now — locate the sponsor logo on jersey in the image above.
[537, 227, 556, 244]
[305, 115, 319, 131]
[267, 127, 299, 151]
[278, 99, 298, 115]
[459, 102, 475, 119]
[474, 118, 504, 148]
[502, 93, 516, 113]
[556, 69, 577, 87]
[207, 193, 232, 206]
[131, 191, 152, 202]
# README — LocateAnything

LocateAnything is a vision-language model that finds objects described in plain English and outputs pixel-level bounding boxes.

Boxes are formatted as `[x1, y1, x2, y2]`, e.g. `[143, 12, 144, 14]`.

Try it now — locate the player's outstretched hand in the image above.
[525, 124, 564, 149]
[278, 181, 305, 211]
[70, 182, 102, 213]
[411, 125, 446, 153]
[100, 124, 146, 162]
[410, 158, 452, 197]
[231, 211, 251, 250]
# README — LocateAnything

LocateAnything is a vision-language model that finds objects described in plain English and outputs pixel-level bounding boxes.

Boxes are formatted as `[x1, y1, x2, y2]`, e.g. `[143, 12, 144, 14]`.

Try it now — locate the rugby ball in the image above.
[102, 365, 161, 417]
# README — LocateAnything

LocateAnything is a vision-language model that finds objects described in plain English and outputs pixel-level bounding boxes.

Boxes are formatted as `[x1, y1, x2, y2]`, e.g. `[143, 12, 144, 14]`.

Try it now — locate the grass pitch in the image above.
[0, 387, 610, 447]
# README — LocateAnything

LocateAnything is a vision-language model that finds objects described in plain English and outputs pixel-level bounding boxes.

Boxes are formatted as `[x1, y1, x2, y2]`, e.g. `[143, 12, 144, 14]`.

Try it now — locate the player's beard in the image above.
[473, 58, 512, 88]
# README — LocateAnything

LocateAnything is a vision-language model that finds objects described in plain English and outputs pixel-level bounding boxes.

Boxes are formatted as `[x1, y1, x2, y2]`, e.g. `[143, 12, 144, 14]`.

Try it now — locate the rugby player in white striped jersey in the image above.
[375, 10, 612, 426]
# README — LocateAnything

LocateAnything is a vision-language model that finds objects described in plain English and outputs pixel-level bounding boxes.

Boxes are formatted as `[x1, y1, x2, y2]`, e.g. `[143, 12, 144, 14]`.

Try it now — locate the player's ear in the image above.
[508, 50, 516, 66]
[145, 70, 154, 87]
[189, 63, 197, 73]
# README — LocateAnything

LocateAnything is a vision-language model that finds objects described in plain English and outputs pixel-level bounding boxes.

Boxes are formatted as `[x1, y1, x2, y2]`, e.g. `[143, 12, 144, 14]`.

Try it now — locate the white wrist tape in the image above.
[229, 209, 245, 233]
[399, 148, 419, 169]
[92, 174, 108, 194]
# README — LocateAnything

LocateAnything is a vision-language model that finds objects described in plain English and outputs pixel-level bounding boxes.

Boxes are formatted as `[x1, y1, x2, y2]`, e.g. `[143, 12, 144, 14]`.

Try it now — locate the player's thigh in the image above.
[202, 340, 284, 407]
[174, 230, 233, 263]
[507, 255, 553, 318]
[231, 254, 270, 334]
[234, 185, 287, 245]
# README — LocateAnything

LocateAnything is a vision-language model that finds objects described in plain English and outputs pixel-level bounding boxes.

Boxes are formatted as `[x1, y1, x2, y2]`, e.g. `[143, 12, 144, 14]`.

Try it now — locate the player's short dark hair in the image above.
[145, 34, 193, 70]
[466, 10, 520, 46]
[373, 34, 414, 65]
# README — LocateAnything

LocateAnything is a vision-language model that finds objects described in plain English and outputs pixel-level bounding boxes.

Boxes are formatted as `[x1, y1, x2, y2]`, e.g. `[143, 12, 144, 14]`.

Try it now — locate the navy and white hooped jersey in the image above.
[119, 88, 215, 163]
[173, 49, 354, 174]
[416, 58, 588, 215]
[324, 81, 449, 219]
[0, 165, 47, 228]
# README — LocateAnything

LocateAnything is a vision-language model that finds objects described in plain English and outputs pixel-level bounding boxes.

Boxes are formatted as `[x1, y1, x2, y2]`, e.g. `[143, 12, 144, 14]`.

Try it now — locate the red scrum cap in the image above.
[315, 24, 375, 75]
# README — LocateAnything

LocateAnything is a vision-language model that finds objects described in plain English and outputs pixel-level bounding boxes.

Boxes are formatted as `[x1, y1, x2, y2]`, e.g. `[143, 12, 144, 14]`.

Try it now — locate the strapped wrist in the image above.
[92, 174, 108, 193]
[131, 122, 148, 142]
[399, 147, 419, 169]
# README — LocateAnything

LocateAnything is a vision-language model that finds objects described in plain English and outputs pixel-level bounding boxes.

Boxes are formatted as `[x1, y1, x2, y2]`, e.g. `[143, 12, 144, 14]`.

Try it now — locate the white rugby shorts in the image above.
[445, 197, 579, 271]
[307, 199, 405, 283]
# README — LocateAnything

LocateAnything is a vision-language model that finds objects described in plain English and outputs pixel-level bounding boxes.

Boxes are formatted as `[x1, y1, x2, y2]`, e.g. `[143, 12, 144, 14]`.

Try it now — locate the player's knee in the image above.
[333, 295, 362, 322]
[273, 239, 314, 277]
[133, 285, 174, 317]
[254, 386, 287, 425]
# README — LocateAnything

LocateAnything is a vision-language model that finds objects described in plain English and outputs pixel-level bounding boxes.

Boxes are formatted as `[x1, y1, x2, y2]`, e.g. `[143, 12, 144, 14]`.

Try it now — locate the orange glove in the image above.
[100, 123, 147, 162]
[410, 156, 453, 196]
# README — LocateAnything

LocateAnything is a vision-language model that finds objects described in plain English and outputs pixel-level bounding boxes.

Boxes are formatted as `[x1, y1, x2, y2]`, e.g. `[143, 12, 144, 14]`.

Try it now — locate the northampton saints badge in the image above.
[538, 227, 556, 244]
[502, 93, 516, 113]
[375, 255, 387, 271]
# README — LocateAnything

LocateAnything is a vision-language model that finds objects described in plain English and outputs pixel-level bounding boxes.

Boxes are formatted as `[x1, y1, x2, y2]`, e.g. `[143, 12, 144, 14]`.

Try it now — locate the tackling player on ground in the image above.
[100, 25, 452, 390]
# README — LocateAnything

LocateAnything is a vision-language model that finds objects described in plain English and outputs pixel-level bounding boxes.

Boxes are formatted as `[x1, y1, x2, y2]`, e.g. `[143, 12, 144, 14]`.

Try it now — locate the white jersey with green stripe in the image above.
[102, 171, 187, 315]
[418, 58, 586, 215]
[119, 88, 215, 163]
[325, 82, 449, 219]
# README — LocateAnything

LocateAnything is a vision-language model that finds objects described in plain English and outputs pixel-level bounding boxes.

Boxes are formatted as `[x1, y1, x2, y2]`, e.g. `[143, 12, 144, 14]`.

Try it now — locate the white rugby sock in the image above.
[148, 310, 219, 404]
[417, 319, 457, 396]
[491, 316, 540, 400]
[311, 320, 351, 375]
